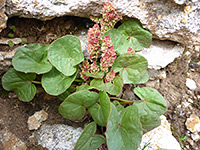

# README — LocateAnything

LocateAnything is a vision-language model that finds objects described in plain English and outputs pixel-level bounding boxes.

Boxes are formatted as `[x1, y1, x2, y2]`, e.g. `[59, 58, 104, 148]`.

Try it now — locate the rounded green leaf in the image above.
[88, 91, 111, 126]
[134, 87, 167, 132]
[112, 53, 148, 84]
[75, 122, 105, 150]
[106, 104, 143, 150]
[2, 68, 36, 102]
[12, 44, 52, 74]
[90, 79, 105, 91]
[118, 20, 152, 51]
[105, 76, 123, 95]
[48, 35, 84, 76]
[104, 29, 129, 54]
[42, 67, 77, 95]
[59, 91, 99, 119]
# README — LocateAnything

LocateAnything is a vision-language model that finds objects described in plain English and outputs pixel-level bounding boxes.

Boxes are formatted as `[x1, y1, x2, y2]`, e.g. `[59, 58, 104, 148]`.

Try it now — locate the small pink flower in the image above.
[90, 61, 99, 75]
[105, 70, 115, 82]
[100, 2, 122, 34]
[100, 35, 116, 73]
[88, 23, 101, 61]
[127, 47, 135, 54]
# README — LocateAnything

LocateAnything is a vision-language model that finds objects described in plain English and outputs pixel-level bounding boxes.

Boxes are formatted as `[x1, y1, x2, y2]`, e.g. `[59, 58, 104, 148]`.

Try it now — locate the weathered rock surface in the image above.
[137, 39, 184, 70]
[31, 124, 83, 150]
[185, 114, 200, 133]
[186, 78, 197, 91]
[4, 0, 200, 46]
[138, 115, 181, 150]
[27, 109, 48, 130]
[0, 0, 8, 32]
[0, 127, 27, 150]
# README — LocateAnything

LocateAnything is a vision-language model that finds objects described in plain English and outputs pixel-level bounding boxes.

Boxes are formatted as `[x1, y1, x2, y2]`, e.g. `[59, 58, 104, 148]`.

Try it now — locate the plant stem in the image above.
[110, 97, 134, 103]
[75, 79, 83, 82]
[31, 80, 41, 84]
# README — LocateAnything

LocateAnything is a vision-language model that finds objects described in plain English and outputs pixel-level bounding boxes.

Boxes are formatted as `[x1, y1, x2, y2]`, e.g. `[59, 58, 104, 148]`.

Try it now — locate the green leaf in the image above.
[82, 71, 105, 79]
[134, 87, 167, 132]
[104, 29, 129, 54]
[58, 87, 76, 100]
[112, 53, 148, 84]
[48, 35, 84, 76]
[90, 79, 105, 91]
[10, 25, 16, 32]
[118, 20, 152, 51]
[8, 33, 14, 38]
[106, 104, 143, 150]
[74, 122, 105, 150]
[2, 68, 36, 102]
[76, 83, 90, 92]
[112, 101, 124, 112]
[134, 70, 149, 84]
[59, 91, 99, 119]
[21, 38, 27, 44]
[8, 40, 14, 47]
[41, 67, 77, 95]
[12, 44, 52, 74]
[105, 76, 123, 95]
[88, 91, 111, 126]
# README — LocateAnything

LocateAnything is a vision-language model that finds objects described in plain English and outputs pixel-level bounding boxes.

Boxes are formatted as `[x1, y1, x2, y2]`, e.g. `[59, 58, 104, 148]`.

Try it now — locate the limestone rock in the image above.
[0, 38, 22, 45]
[5, 0, 200, 46]
[138, 115, 181, 150]
[31, 124, 83, 150]
[0, 128, 27, 150]
[27, 109, 48, 130]
[137, 39, 184, 70]
[0, 7, 8, 32]
[185, 114, 200, 133]
[186, 78, 197, 91]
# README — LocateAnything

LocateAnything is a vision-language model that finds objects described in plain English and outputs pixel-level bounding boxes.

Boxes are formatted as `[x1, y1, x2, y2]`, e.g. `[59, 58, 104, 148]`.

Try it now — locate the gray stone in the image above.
[138, 115, 181, 150]
[137, 39, 184, 70]
[32, 124, 83, 150]
[4, 0, 200, 46]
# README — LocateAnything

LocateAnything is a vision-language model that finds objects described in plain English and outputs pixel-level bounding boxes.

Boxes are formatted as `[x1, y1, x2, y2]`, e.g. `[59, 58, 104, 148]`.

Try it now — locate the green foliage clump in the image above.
[2, 2, 167, 150]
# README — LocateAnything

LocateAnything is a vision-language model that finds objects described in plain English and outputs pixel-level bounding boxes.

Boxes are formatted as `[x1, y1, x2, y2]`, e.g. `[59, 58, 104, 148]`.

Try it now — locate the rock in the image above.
[191, 132, 200, 141]
[5, 0, 200, 46]
[185, 114, 200, 133]
[75, 29, 89, 59]
[0, 45, 25, 73]
[27, 109, 48, 130]
[138, 115, 181, 150]
[0, 128, 27, 150]
[0, 38, 23, 45]
[137, 39, 184, 70]
[0, 0, 7, 32]
[145, 80, 160, 89]
[186, 78, 197, 90]
[31, 124, 83, 150]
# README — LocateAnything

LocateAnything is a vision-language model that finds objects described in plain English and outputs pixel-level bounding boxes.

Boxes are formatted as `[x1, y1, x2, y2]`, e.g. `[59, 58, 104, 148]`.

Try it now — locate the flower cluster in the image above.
[90, 61, 99, 75]
[80, 60, 90, 81]
[100, 2, 122, 34]
[127, 47, 135, 54]
[105, 70, 115, 82]
[87, 23, 101, 60]
[100, 35, 117, 73]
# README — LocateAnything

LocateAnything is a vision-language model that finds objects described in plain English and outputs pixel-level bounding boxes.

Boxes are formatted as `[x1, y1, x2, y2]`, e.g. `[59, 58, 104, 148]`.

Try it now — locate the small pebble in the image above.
[186, 78, 197, 91]
[191, 133, 200, 141]
[188, 98, 193, 103]
[185, 114, 200, 133]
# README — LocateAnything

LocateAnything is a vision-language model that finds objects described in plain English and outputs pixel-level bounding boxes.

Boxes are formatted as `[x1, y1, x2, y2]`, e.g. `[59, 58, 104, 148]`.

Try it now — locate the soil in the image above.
[0, 16, 200, 150]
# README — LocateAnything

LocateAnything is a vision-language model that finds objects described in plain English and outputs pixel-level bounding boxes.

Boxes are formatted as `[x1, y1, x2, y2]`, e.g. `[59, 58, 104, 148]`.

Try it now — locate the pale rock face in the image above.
[31, 124, 83, 150]
[137, 39, 184, 70]
[3, 0, 200, 46]
[138, 115, 181, 150]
